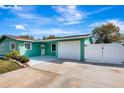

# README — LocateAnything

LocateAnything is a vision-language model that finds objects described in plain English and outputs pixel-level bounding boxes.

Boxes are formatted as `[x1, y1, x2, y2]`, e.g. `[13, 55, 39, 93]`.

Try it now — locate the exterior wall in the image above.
[81, 37, 92, 61]
[80, 39, 84, 61]
[0, 37, 41, 57]
[0, 36, 92, 60]
[44, 42, 57, 56]
[17, 41, 41, 57]
[84, 37, 92, 45]
[0, 38, 17, 55]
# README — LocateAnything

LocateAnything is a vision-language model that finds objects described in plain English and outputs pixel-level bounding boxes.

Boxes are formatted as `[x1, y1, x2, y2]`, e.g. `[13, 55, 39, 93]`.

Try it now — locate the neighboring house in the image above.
[0, 34, 93, 61]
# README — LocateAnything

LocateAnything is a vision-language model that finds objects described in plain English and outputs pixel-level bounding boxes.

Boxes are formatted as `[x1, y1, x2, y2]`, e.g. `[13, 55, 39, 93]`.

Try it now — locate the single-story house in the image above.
[0, 34, 93, 61]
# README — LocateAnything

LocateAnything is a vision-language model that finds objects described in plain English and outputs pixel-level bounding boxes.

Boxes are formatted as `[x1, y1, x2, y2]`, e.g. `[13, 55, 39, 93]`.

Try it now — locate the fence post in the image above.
[102, 44, 104, 64]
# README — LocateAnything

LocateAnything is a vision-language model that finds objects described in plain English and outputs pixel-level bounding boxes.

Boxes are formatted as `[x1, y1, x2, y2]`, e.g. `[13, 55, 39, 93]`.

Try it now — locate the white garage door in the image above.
[58, 41, 80, 60]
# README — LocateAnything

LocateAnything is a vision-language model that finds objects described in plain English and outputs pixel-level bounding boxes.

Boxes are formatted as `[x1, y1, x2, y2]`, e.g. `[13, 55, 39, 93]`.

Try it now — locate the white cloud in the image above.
[15, 24, 26, 30]
[16, 12, 52, 25]
[0, 5, 23, 11]
[87, 7, 112, 16]
[53, 5, 86, 25]
[16, 13, 36, 19]
[22, 28, 81, 35]
[90, 19, 124, 33]
[53, 6, 112, 25]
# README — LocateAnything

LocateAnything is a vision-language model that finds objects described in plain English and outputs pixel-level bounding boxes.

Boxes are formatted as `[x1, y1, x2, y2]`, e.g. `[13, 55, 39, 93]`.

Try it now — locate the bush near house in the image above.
[5, 51, 20, 60]
[5, 53, 12, 59]
[5, 51, 30, 64]
[18, 56, 29, 64]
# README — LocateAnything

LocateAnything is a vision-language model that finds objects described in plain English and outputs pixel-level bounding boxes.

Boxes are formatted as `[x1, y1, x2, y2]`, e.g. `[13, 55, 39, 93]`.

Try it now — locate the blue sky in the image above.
[0, 5, 124, 39]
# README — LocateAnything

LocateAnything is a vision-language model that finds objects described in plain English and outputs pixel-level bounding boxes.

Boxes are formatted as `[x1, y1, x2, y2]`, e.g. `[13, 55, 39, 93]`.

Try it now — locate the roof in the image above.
[59, 34, 90, 38]
[40, 34, 91, 42]
[0, 35, 35, 42]
[0, 34, 91, 42]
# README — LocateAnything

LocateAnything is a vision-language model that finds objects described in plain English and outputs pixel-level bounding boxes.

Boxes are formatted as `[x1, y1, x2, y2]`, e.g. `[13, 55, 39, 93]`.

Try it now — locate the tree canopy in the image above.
[42, 35, 59, 40]
[92, 23, 123, 43]
[19, 35, 34, 40]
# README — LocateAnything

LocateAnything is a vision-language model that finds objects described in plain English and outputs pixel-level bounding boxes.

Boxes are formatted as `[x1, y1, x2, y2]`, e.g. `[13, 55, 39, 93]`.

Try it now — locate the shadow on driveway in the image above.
[83, 61, 124, 68]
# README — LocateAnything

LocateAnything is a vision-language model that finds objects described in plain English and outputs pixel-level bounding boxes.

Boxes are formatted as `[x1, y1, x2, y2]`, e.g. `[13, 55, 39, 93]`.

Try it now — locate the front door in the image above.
[41, 45, 45, 56]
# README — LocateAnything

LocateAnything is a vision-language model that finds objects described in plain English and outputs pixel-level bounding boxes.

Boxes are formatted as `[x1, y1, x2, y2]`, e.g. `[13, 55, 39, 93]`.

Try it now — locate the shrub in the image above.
[14, 56, 21, 61]
[5, 51, 29, 64]
[11, 51, 20, 59]
[5, 51, 20, 60]
[19, 56, 29, 63]
[5, 53, 12, 59]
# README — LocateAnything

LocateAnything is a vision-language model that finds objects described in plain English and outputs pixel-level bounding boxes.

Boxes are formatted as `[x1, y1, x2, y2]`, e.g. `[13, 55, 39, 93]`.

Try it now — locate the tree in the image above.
[19, 35, 34, 40]
[42, 36, 46, 40]
[46, 35, 57, 39]
[92, 23, 123, 43]
[43, 35, 59, 40]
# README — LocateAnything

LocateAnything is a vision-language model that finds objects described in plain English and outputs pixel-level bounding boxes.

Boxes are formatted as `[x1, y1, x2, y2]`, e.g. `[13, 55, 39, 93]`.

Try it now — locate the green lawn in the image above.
[0, 59, 22, 74]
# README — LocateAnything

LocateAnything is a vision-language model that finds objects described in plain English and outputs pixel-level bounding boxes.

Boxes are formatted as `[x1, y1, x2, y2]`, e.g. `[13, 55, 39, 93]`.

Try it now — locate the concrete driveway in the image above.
[0, 60, 124, 88]
[29, 56, 58, 65]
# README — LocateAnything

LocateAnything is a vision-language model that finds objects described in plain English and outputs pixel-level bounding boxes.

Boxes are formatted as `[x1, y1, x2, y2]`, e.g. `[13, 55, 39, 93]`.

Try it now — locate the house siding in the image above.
[17, 41, 41, 57]
[82, 37, 92, 61]
[80, 39, 84, 61]
[0, 37, 41, 57]
[84, 37, 91, 45]
[0, 38, 17, 55]
[45, 42, 57, 56]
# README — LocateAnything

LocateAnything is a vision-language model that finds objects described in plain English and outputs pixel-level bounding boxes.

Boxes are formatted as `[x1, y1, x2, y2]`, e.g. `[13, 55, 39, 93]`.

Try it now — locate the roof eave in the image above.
[40, 35, 90, 42]
[17, 39, 35, 42]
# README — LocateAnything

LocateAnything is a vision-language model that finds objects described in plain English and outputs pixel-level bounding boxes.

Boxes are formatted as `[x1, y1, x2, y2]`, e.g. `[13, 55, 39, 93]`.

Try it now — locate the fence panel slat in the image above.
[85, 44, 102, 63]
[84, 43, 124, 64]
[103, 44, 124, 64]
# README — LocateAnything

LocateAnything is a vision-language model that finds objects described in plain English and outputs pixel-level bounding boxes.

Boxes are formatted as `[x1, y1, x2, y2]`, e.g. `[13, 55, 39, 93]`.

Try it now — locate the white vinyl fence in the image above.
[84, 43, 124, 64]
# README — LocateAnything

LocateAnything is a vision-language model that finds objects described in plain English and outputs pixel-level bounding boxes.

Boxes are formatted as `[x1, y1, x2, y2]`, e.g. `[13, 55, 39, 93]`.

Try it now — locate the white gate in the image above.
[84, 43, 124, 64]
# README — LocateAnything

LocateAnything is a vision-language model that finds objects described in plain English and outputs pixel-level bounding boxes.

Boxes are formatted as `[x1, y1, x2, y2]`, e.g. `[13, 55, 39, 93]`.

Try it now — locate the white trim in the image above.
[51, 43, 56, 52]
[10, 42, 16, 50]
[24, 42, 32, 50]
[17, 39, 34, 42]
[0, 43, 4, 50]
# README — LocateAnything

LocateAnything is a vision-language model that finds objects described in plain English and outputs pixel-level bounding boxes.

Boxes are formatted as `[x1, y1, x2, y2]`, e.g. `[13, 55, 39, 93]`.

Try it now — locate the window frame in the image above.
[10, 42, 16, 50]
[24, 42, 32, 50]
[0, 43, 4, 50]
[51, 43, 56, 52]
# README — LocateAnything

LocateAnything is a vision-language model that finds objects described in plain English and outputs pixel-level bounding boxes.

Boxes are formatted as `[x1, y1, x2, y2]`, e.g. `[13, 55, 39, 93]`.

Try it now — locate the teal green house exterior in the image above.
[0, 34, 93, 61]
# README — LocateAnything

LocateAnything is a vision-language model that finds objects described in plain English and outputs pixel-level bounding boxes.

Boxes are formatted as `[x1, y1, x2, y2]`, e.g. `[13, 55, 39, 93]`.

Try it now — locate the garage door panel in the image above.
[58, 41, 80, 60]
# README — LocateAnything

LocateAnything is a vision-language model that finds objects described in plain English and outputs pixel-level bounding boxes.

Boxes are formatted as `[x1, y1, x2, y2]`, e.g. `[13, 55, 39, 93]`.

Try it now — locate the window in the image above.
[25, 42, 32, 50]
[10, 42, 16, 50]
[51, 43, 56, 52]
[0, 43, 4, 50]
